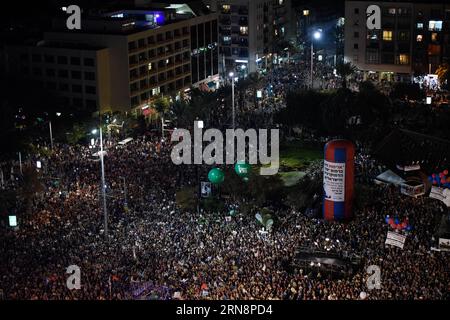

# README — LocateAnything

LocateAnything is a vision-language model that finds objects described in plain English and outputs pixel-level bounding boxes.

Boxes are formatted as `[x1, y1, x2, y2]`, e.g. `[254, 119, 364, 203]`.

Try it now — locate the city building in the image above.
[206, 0, 294, 76]
[344, 1, 450, 83]
[3, 2, 219, 115]
[295, 0, 345, 67]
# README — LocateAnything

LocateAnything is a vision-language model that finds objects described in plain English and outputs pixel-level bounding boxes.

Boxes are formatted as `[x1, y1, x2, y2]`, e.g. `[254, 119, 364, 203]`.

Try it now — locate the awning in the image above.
[118, 138, 133, 145]
[375, 170, 405, 186]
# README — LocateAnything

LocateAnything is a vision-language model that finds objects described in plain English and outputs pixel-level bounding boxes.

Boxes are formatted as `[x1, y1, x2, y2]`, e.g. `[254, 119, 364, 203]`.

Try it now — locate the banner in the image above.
[385, 231, 406, 249]
[430, 186, 450, 207]
[200, 182, 212, 198]
[400, 183, 425, 198]
[323, 160, 346, 202]
[439, 238, 450, 252]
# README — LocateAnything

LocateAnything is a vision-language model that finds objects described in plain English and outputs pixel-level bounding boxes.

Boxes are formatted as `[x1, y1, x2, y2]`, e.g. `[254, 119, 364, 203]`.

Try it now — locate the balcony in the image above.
[129, 46, 148, 54]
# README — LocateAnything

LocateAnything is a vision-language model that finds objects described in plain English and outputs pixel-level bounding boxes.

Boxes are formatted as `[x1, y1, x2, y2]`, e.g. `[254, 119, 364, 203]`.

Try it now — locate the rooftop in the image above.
[50, 2, 212, 35]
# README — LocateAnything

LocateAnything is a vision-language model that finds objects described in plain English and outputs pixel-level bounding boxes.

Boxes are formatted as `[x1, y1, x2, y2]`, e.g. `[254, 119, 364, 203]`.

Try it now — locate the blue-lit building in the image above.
[3, 2, 219, 114]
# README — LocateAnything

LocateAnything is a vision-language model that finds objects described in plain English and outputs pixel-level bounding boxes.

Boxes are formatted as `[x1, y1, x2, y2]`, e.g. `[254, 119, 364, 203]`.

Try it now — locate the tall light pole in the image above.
[229, 72, 235, 129]
[311, 30, 322, 89]
[18, 152, 23, 175]
[49, 121, 54, 150]
[93, 128, 108, 239]
[121, 176, 127, 207]
[49, 113, 61, 150]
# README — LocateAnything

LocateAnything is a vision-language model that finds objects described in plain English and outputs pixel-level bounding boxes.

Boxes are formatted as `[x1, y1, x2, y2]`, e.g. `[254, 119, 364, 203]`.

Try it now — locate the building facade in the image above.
[207, 0, 294, 75]
[345, 1, 450, 82]
[4, 4, 219, 114]
[296, 2, 345, 67]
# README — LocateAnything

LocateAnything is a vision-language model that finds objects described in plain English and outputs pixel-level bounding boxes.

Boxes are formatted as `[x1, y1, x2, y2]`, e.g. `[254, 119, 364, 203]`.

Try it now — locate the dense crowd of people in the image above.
[0, 130, 449, 300]
[0, 62, 449, 301]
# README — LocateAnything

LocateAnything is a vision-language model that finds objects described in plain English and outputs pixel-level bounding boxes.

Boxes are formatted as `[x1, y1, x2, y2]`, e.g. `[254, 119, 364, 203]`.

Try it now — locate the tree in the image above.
[275, 90, 328, 130]
[436, 63, 450, 89]
[66, 123, 87, 145]
[154, 96, 171, 118]
[336, 62, 357, 89]
[320, 88, 354, 134]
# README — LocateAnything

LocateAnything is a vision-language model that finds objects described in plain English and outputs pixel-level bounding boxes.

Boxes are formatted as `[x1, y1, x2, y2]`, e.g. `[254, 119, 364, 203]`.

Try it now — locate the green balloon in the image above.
[208, 168, 225, 184]
[235, 162, 251, 177]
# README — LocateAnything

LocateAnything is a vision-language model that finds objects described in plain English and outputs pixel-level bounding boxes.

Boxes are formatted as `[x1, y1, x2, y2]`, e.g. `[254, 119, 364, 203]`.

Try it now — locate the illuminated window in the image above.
[222, 5, 230, 13]
[398, 54, 409, 65]
[388, 8, 396, 15]
[383, 30, 393, 41]
[303, 10, 309, 16]
[431, 32, 438, 42]
[416, 34, 423, 42]
[240, 26, 248, 35]
[416, 22, 423, 29]
[428, 20, 442, 31]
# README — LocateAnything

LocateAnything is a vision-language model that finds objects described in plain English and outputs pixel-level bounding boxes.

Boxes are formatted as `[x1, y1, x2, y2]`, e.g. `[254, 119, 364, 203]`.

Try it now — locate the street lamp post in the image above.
[93, 128, 108, 239]
[311, 30, 322, 89]
[18, 152, 23, 175]
[229, 72, 235, 129]
[49, 121, 54, 150]
[100, 127, 108, 238]
[121, 176, 127, 206]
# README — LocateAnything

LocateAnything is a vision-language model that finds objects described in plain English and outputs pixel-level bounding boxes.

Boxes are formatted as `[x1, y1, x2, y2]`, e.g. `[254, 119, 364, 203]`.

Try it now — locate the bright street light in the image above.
[311, 29, 322, 89]
[313, 31, 322, 40]
[229, 72, 234, 78]
[92, 129, 98, 135]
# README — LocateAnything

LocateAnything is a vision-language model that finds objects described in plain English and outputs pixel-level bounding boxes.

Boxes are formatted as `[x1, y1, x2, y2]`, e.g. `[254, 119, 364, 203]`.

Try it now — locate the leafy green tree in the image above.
[275, 90, 328, 130]
[436, 63, 450, 89]
[336, 62, 357, 89]
[320, 88, 354, 134]
[66, 123, 87, 145]
[154, 96, 171, 118]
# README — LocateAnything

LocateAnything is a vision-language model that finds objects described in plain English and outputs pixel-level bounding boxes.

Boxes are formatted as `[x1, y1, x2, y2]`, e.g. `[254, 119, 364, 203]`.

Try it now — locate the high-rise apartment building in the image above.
[206, 0, 294, 75]
[345, 1, 450, 82]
